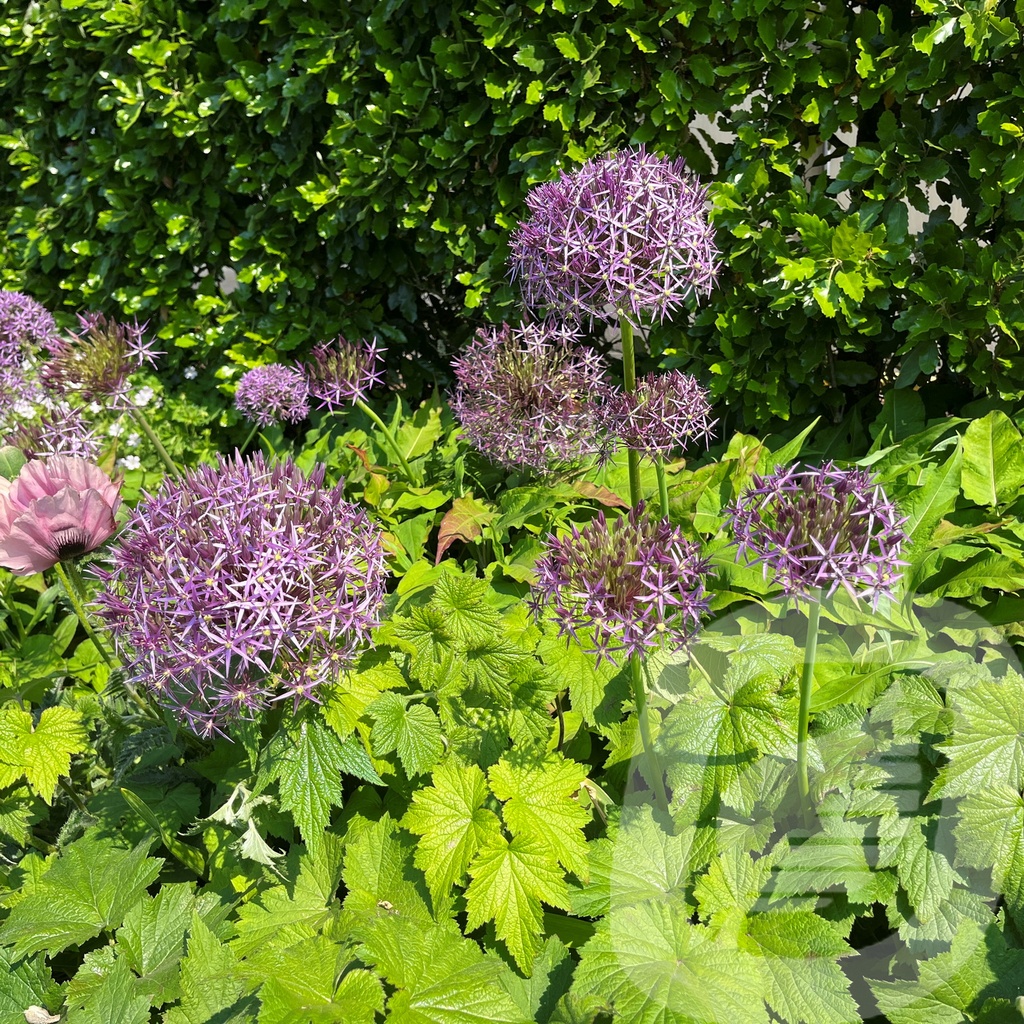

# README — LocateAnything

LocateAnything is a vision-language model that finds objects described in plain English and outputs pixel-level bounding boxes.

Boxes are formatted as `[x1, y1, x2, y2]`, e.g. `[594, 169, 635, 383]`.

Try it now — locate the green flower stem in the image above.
[618, 316, 642, 509]
[53, 561, 116, 671]
[239, 422, 260, 454]
[2, 576, 26, 645]
[655, 457, 670, 519]
[632, 656, 669, 814]
[127, 404, 182, 480]
[797, 599, 822, 828]
[354, 398, 417, 484]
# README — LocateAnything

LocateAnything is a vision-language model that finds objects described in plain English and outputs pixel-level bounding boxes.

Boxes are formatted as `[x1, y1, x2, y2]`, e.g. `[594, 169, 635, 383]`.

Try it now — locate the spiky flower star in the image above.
[305, 336, 386, 410]
[730, 463, 908, 604]
[605, 370, 715, 459]
[0, 291, 58, 366]
[531, 503, 711, 663]
[451, 321, 614, 474]
[234, 364, 310, 427]
[41, 313, 159, 402]
[95, 452, 388, 736]
[5, 400, 101, 461]
[509, 147, 719, 324]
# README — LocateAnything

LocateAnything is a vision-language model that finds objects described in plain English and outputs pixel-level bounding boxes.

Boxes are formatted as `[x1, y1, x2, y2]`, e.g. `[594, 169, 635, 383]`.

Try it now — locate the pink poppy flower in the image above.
[0, 457, 121, 575]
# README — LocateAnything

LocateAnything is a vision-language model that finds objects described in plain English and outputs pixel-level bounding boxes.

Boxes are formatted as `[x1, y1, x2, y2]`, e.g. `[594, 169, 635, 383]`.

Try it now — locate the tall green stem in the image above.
[618, 317, 642, 510]
[655, 458, 670, 519]
[632, 658, 669, 814]
[127, 405, 182, 480]
[797, 599, 822, 828]
[53, 561, 116, 671]
[354, 398, 417, 484]
[239, 422, 260, 454]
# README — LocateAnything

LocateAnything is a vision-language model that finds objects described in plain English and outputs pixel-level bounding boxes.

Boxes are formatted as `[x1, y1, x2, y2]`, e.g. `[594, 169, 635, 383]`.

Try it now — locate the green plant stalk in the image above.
[127, 404, 182, 480]
[239, 422, 260, 453]
[2, 576, 27, 645]
[53, 561, 116, 671]
[633, 658, 669, 813]
[797, 599, 822, 827]
[354, 398, 417, 484]
[618, 316, 642, 509]
[655, 458, 670, 519]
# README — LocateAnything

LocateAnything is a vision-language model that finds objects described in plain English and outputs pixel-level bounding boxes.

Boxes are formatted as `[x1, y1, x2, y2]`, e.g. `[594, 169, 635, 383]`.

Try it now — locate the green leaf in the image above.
[871, 920, 1024, 1023]
[394, 392, 445, 460]
[931, 674, 1024, 798]
[0, 447, 26, 481]
[536, 628, 629, 728]
[0, 834, 162, 957]
[370, 694, 443, 776]
[572, 899, 769, 1024]
[466, 833, 571, 972]
[955, 784, 1024, 917]
[877, 813, 960, 923]
[489, 753, 590, 879]
[402, 760, 503, 904]
[740, 910, 858, 1024]
[961, 412, 1024, 506]
[0, 704, 88, 804]
[117, 883, 196, 1005]
[901, 442, 963, 564]
[428, 571, 500, 645]
[435, 495, 496, 564]
[0, 948, 63, 1024]
[64, 954, 151, 1024]
[499, 936, 574, 1023]
[387, 959, 532, 1024]
[165, 914, 253, 1024]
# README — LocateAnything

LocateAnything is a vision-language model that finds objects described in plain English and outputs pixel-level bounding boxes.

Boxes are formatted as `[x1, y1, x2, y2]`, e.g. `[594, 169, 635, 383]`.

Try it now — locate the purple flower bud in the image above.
[234, 364, 310, 427]
[95, 452, 388, 736]
[450, 321, 615, 474]
[509, 147, 720, 325]
[305, 336, 386, 410]
[41, 313, 157, 403]
[729, 463, 908, 604]
[531, 503, 711, 663]
[605, 370, 715, 459]
[0, 291, 59, 367]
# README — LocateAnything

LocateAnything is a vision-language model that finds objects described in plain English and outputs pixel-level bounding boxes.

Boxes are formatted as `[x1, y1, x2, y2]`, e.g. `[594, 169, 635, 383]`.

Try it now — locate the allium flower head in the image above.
[305, 336, 385, 409]
[531, 503, 711, 663]
[0, 456, 121, 575]
[95, 452, 388, 736]
[730, 463, 908, 604]
[5, 400, 101, 461]
[41, 313, 158, 402]
[234, 364, 310, 427]
[606, 370, 715, 459]
[0, 291, 58, 367]
[509, 147, 719, 324]
[450, 321, 614, 474]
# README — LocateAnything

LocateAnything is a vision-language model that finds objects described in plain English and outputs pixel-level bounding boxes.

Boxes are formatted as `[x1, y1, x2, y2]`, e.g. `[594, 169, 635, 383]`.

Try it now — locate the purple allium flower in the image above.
[5, 400, 101, 461]
[0, 292, 59, 367]
[531, 503, 711, 663]
[450, 321, 615, 474]
[234, 364, 310, 427]
[509, 147, 720, 325]
[95, 452, 388, 736]
[305, 335, 385, 410]
[40, 313, 158, 403]
[605, 370, 715, 460]
[729, 463, 908, 604]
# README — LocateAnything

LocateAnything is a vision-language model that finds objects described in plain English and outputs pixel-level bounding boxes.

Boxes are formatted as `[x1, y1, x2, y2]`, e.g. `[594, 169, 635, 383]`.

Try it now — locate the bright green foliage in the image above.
[369, 693, 443, 777]
[0, 835, 162, 958]
[0, 948, 63, 1024]
[63, 955, 151, 1024]
[402, 760, 502, 904]
[0, 704, 88, 804]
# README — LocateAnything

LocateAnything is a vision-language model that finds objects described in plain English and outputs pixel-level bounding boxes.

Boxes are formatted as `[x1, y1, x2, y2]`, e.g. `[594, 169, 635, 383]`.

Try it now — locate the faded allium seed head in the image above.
[0, 292, 59, 367]
[234, 364, 310, 427]
[531, 503, 711, 663]
[509, 147, 719, 325]
[729, 463, 908, 604]
[605, 370, 715, 460]
[95, 452, 388, 737]
[41, 313, 159, 402]
[450, 321, 614, 474]
[5, 400, 101, 461]
[305, 336, 385, 409]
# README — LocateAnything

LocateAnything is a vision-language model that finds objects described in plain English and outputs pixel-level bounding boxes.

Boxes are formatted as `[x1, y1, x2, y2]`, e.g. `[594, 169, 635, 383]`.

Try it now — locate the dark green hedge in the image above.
[1, 0, 1022, 427]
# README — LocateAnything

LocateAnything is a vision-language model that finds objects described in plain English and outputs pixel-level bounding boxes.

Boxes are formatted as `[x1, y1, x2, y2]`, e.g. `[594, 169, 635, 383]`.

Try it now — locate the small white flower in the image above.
[88, 402, 103, 415]
[183, 366, 198, 380]
[132, 386, 155, 407]
[119, 455, 141, 470]
[12, 401, 35, 418]
[126, 432, 141, 448]
[108, 421, 124, 437]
